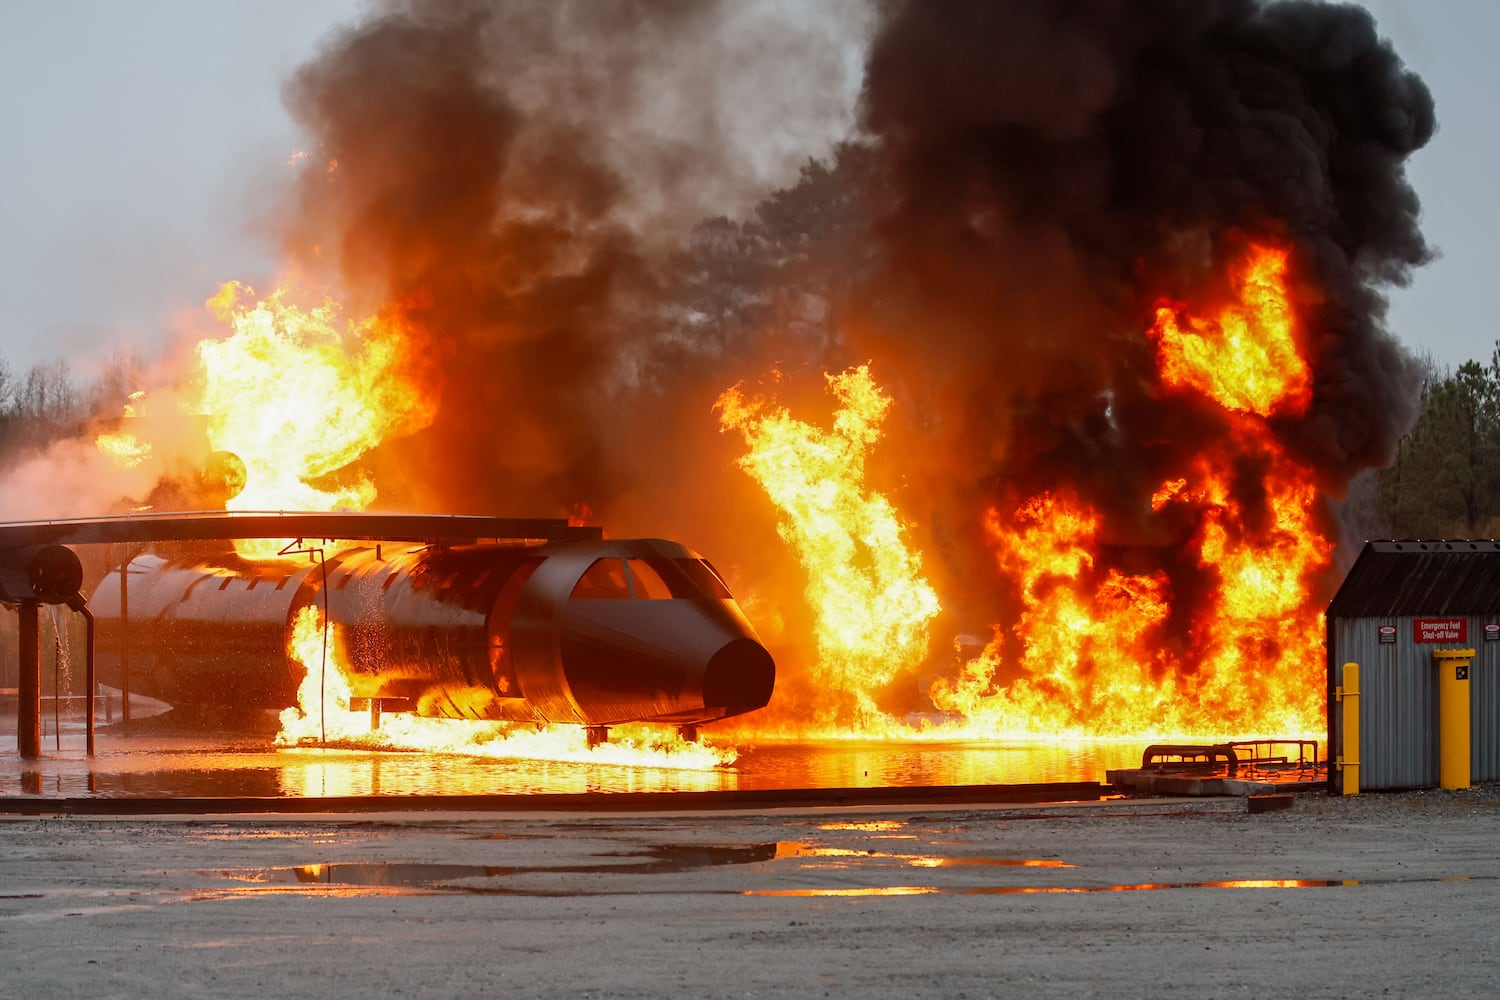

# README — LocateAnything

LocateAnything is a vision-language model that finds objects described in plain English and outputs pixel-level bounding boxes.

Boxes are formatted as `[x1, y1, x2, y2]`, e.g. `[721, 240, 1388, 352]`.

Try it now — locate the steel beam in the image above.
[17, 601, 40, 759]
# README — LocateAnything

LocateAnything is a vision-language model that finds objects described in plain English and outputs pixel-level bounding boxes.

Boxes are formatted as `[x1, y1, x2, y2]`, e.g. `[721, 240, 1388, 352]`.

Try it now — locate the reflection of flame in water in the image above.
[276, 751, 736, 797]
[771, 841, 1074, 869]
[748, 887, 940, 897]
[744, 880, 1361, 897]
[724, 244, 1330, 742]
[275, 607, 736, 772]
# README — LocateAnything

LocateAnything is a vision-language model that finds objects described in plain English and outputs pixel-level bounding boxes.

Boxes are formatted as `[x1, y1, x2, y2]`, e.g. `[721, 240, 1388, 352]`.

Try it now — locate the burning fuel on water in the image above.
[277, 606, 736, 770]
[1, 0, 1438, 770]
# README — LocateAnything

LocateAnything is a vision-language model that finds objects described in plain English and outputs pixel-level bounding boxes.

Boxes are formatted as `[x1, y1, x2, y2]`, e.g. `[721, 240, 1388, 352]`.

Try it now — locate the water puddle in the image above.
[208, 842, 782, 888]
[744, 875, 1487, 897]
[188, 838, 1493, 900]
[247, 863, 512, 886]
[773, 840, 1072, 869]
[202, 840, 1075, 892]
[907, 857, 1072, 868]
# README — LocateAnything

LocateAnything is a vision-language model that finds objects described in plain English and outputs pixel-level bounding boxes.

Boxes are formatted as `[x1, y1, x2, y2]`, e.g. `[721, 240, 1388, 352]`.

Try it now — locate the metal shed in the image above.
[1327, 540, 1500, 791]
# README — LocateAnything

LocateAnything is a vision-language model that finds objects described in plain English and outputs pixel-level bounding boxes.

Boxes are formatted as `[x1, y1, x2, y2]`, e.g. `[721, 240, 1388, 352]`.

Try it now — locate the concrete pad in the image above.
[2, 787, 1497, 998]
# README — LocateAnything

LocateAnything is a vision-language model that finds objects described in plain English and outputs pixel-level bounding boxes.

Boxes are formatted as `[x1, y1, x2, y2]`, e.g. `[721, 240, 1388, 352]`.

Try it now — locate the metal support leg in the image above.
[18, 601, 41, 759]
[119, 557, 132, 727]
[77, 602, 96, 757]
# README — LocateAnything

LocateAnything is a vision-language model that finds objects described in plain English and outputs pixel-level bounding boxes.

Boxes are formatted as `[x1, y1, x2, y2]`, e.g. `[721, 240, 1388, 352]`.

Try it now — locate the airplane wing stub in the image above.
[0, 511, 604, 547]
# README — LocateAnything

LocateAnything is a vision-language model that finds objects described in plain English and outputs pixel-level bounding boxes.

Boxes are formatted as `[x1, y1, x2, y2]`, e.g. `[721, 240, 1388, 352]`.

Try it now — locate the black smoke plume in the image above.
[849, 0, 1435, 629]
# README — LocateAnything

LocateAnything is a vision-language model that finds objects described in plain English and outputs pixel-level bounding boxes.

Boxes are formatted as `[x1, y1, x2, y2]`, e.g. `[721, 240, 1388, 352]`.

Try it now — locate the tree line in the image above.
[1375, 348, 1500, 538]
[0, 352, 143, 461]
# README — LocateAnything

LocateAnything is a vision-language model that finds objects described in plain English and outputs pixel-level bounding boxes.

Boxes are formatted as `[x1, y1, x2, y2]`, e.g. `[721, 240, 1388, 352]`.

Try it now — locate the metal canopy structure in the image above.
[1328, 540, 1500, 619]
[0, 511, 604, 548]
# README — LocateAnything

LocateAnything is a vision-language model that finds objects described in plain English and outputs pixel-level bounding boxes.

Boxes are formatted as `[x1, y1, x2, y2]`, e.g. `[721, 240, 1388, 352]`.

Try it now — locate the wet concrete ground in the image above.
[3, 790, 1497, 998]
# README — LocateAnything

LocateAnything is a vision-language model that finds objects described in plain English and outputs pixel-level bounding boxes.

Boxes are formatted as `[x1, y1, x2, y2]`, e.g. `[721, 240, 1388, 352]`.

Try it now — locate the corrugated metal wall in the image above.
[1331, 615, 1499, 790]
[1474, 630, 1500, 783]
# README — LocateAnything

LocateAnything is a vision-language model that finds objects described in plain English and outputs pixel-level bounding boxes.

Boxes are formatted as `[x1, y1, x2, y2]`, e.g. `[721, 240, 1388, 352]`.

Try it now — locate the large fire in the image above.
[722, 243, 1330, 741]
[196, 281, 436, 558]
[92, 240, 1329, 757]
[1150, 245, 1312, 418]
[717, 366, 941, 731]
[93, 281, 748, 768]
[51, 0, 1431, 779]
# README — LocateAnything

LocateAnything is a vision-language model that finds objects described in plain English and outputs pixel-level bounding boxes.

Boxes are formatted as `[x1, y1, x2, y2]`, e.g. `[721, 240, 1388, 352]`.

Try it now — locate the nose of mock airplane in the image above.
[702, 636, 775, 716]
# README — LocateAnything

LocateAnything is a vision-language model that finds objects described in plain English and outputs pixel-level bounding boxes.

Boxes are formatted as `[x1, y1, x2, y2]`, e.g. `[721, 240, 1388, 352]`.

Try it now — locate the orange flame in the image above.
[717, 365, 940, 730]
[928, 493, 1175, 737]
[1150, 244, 1311, 417]
[931, 450, 1329, 738]
[727, 243, 1330, 741]
[95, 431, 152, 469]
[276, 605, 736, 769]
[194, 282, 436, 557]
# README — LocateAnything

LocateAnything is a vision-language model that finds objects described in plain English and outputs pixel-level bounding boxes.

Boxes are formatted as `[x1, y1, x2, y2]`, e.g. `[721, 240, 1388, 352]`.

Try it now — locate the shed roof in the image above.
[1327, 540, 1500, 618]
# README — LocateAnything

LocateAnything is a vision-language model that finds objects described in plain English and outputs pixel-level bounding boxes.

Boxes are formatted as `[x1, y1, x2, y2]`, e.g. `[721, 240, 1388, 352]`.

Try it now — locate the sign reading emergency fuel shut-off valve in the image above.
[1414, 618, 1466, 643]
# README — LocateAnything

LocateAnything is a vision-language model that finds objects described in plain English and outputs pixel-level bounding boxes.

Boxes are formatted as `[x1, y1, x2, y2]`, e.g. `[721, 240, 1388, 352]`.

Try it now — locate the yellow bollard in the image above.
[1433, 649, 1475, 790]
[1336, 662, 1360, 796]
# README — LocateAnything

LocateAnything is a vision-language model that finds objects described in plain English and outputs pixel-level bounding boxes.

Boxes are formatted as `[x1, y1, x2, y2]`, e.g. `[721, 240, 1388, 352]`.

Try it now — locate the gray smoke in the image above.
[277, 0, 869, 516]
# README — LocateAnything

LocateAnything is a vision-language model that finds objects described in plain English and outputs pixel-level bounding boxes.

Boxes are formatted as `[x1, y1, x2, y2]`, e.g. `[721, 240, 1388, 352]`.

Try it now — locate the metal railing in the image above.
[1141, 739, 1321, 775]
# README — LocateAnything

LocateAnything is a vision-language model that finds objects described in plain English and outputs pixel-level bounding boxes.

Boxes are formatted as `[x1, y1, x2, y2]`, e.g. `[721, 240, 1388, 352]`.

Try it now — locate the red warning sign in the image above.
[1414, 618, 1467, 643]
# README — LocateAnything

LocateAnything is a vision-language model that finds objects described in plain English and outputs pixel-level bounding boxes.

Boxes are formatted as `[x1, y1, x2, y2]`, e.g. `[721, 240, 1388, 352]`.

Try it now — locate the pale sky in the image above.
[0, 0, 363, 377]
[1360, 0, 1500, 373]
[0, 1, 1493, 379]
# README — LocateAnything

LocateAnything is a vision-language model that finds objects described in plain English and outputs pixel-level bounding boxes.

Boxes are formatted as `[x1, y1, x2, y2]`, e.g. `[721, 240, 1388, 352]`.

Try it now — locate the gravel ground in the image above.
[2, 787, 1497, 999]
